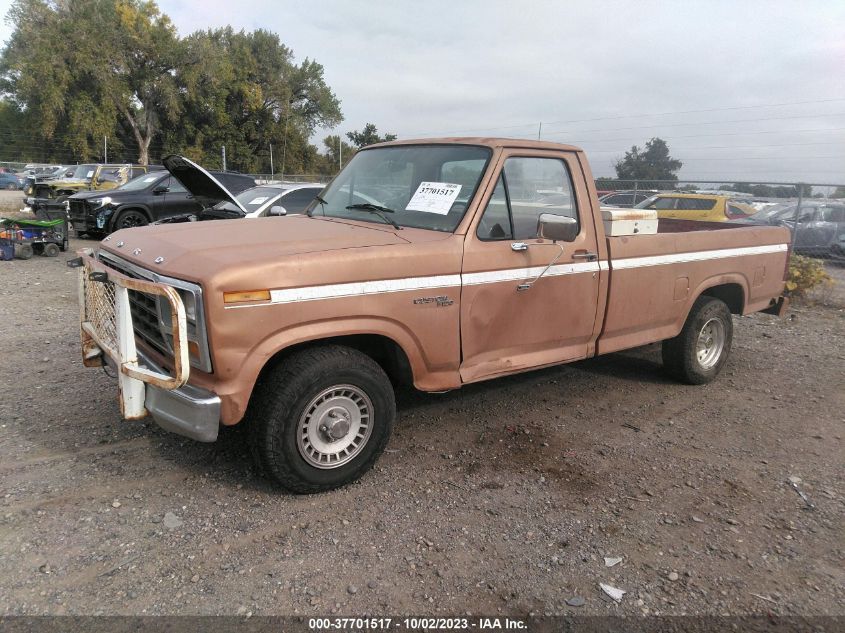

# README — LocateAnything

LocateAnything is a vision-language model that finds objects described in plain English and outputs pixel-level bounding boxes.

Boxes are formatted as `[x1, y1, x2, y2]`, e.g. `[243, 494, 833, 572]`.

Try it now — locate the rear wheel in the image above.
[42, 243, 60, 257]
[5, 183, 17, 190]
[662, 296, 733, 385]
[113, 209, 149, 231]
[247, 345, 395, 493]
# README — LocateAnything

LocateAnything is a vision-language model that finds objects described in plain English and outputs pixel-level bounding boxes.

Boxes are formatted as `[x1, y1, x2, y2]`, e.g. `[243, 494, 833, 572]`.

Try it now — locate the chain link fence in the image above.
[595, 179, 845, 307]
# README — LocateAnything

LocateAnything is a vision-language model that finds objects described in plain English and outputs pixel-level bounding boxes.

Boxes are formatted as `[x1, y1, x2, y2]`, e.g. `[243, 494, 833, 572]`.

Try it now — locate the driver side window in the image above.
[477, 157, 579, 241]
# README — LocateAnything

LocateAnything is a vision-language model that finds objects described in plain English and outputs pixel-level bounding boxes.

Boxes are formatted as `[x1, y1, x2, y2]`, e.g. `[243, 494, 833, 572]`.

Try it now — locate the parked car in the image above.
[27, 164, 166, 218]
[777, 202, 844, 257]
[75, 138, 789, 492]
[635, 193, 755, 222]
[151, 155, 321, 223]
[212, 183, 326, 218]
[68, 168, 256, 237]
[29, 164, 162, 201]
[598, 190, 655, 208]
[0, 172, 23, 190]
[22, 165, 74, 195]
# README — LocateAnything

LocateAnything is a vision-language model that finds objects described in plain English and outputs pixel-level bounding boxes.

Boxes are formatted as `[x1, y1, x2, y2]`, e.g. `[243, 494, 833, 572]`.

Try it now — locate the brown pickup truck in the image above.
[75, 138, 790, 492]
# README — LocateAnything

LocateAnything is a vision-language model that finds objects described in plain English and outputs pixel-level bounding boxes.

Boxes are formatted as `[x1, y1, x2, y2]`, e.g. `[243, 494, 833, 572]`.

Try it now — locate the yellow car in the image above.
[635, 193, 755, 222]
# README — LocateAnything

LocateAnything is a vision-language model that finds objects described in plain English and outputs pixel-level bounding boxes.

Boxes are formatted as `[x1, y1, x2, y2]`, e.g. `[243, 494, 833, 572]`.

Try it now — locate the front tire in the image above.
[662, 296, 733, 385]
[113, 209, 149, 231]
[247, 345, 396, 493]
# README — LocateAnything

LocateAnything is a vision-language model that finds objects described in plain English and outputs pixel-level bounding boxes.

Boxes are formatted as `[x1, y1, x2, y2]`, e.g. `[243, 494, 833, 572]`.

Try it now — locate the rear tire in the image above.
[662, 296, 733, 385]
[247, 345, 396, 493]
[42, 243, 60, 257]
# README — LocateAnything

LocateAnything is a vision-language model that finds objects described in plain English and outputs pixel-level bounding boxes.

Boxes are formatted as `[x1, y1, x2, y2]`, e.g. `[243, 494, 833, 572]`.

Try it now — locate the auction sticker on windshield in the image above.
[248, 197, 269, 205]
[406, 182, 462, 215]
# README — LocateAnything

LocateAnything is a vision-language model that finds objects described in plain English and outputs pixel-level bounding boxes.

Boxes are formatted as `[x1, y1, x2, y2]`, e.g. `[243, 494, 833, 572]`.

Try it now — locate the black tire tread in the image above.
[662, 296, 733, 385]
[247, 345, 395, 494]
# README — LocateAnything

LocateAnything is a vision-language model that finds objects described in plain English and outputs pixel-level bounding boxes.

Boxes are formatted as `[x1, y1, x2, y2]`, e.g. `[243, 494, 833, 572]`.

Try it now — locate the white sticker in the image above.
[86, 171, 94, 178]
[143, 176, 158, 183]
[406, 182, 462, 215]
[248, 196, 269, 205]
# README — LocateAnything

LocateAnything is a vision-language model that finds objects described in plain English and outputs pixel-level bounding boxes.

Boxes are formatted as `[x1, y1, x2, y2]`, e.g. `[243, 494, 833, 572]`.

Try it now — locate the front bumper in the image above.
[108, 350, 221, 442]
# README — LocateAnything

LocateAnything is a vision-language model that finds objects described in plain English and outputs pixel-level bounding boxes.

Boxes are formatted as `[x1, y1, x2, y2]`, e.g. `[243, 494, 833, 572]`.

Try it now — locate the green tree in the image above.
[346, 123, 396, 149]
[1, 0, 183, 164]
[171, 28, 341, 173]
[614, 138, 682, 186]
[319, 134, 355, 174]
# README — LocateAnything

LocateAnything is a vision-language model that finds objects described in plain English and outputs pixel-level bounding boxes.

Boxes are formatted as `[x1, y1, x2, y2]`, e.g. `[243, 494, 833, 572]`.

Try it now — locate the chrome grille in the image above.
[99, 255, 169, 355]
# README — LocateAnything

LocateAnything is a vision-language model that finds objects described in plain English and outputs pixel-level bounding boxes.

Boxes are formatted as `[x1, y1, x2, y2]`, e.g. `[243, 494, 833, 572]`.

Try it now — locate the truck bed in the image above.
[597, 220, 791, 354]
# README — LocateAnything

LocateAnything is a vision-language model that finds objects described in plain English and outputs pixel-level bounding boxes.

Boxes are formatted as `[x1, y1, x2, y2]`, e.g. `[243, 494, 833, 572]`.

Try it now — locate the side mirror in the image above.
[269, 205, 287, 216]
[152, 185, 169, 195]
[537, 213, 578, 242]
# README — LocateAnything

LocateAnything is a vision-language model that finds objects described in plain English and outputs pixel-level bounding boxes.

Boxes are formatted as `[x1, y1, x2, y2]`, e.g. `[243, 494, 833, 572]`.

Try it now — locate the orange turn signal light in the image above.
[223, 289, 271, 304]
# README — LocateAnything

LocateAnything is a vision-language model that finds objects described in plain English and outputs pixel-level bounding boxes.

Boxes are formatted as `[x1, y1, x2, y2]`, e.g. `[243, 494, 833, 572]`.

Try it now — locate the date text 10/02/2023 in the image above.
[308, 617, 527, 630]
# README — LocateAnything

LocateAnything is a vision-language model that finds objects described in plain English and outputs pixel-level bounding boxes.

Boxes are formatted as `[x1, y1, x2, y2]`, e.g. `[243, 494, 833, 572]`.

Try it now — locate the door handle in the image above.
[572, 251, 598, 261]
[511, 242, 529, 252]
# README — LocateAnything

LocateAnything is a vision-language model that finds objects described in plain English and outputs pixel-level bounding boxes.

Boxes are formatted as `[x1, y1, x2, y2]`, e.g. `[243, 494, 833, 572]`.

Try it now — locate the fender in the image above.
[214, 316, 461, 425]
[679, 273, 749, 334]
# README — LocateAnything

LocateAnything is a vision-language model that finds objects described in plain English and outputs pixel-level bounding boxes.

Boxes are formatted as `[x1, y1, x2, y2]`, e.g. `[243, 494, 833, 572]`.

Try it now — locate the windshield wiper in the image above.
[308, 194, 327, 217]
[345, 203, 402, 230]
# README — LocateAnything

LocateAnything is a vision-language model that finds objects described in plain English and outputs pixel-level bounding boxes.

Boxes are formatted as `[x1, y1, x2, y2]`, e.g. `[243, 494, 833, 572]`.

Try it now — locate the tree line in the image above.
[0, 0, 395, 175]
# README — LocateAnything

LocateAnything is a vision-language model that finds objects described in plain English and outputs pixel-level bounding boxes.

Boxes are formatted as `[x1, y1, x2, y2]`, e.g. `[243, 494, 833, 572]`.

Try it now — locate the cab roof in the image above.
[369, 137, 583, 152]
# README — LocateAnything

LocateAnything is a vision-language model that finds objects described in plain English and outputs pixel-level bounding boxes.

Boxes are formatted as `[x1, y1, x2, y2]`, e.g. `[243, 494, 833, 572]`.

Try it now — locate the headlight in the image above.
[156, 284, 211, 372]
[88, 196, 113, 209]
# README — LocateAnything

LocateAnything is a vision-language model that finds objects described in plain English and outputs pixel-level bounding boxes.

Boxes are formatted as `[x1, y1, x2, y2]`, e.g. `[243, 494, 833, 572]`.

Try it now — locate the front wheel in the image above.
[662, 296, 733, 385]
[113, 209, 149, 231]
[247, 345, 396, 493]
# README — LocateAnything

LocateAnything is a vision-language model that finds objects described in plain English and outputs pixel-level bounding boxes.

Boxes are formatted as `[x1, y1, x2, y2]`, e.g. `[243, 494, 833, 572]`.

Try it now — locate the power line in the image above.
[564, 126, 845, 145]
[539, 112, 845, 138]
[400, 97, 845, 137]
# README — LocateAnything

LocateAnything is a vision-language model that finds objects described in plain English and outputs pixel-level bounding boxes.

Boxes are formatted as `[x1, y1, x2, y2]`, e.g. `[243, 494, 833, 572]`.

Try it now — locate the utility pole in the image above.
[104, 136, 108, 163]
[221, 145, 226, 171]
[281, 113, 289, 180]
[269, 144, 274, 179]
[538, 122, 542, 140]
[338, 137, 343, 171]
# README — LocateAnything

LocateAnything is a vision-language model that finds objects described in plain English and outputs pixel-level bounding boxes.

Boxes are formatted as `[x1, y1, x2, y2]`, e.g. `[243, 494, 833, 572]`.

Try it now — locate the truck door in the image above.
[460, 151, 602, 383]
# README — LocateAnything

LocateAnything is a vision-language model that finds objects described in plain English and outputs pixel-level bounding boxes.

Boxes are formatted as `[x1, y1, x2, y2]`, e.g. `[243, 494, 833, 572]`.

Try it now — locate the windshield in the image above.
[308, 144, 492, 232]
[71, 164, 98, 180]
[117, 172, 166, 192]
[213, 186, 283, 214]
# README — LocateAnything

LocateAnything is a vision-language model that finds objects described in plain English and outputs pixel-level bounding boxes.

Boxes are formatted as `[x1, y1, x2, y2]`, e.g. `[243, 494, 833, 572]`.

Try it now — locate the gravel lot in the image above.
[0, 236, 843, 618]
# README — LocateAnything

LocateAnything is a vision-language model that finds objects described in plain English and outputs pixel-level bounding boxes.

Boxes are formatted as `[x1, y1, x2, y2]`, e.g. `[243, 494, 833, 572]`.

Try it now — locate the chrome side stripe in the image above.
[462, 261, 600, 286]
[267, 274, 462, 305]
[611, 243, 788, 270]
[224, 243, 788, 308]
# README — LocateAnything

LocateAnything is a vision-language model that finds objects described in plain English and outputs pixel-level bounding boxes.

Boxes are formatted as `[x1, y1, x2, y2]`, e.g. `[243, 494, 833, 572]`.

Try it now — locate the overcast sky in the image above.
[2, 0, 844, 184]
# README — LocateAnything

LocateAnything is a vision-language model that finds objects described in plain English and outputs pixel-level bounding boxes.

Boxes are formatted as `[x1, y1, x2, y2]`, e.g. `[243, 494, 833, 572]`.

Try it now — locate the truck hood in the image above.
[101, 215, 412, 282]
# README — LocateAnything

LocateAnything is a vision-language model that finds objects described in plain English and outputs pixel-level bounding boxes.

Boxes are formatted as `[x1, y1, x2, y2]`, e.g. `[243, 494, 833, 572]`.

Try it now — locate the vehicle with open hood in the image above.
[67, 162, 255, 237]
[74, 138, 790, 493]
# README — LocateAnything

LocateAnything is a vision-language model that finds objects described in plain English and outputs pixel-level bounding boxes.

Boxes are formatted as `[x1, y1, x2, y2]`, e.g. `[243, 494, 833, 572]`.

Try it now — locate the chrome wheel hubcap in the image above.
[696, 318, 726, 369]
[296, 385, 373, 469]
